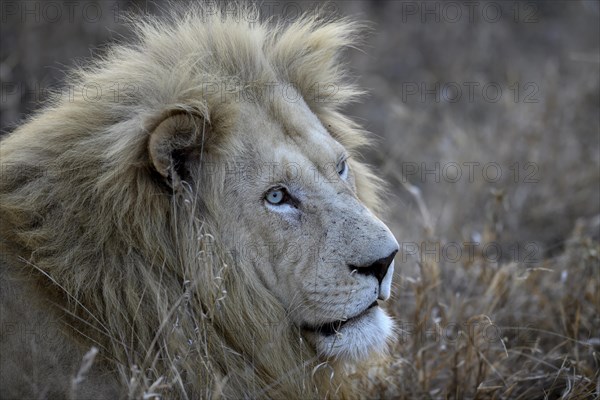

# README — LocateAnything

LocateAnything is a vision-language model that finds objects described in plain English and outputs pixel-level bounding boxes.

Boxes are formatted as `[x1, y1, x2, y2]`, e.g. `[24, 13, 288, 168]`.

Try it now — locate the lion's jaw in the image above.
[212, 99, 399, 361]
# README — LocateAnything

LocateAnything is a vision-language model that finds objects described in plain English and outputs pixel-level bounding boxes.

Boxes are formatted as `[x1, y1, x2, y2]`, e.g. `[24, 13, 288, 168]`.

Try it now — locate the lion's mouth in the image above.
[303, 301, 379, 336]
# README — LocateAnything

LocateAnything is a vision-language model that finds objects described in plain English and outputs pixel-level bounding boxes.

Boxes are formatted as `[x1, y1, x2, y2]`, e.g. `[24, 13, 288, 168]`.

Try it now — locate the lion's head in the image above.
[151, 92, 399, 361]
[1, 5, 398, 398]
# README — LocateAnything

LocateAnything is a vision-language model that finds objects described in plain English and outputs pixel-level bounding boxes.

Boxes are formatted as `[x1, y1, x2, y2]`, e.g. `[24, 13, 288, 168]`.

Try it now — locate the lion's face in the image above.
[210, 96, 399, 361]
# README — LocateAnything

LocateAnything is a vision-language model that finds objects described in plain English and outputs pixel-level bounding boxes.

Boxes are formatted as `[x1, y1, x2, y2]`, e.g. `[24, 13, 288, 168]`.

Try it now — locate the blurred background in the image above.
[2, 1, 599, 398]
[2, 0, 599, 250]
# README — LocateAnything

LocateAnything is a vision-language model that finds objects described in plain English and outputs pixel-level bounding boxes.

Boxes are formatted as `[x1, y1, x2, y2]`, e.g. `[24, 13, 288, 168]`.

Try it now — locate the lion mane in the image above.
[0, 5, 385, 399]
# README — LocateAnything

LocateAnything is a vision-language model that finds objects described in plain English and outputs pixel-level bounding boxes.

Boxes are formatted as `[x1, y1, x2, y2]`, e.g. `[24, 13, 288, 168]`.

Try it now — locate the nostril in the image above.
[350, 249, 398, 284]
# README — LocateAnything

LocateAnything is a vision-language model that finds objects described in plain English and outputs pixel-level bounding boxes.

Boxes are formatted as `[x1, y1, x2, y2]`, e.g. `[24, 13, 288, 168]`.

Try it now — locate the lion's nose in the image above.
[351, 249, 398, 285]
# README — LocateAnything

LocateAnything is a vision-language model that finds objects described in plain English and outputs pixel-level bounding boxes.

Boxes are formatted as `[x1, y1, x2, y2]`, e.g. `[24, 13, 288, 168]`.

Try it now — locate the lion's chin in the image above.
[305, 307, 395, 361]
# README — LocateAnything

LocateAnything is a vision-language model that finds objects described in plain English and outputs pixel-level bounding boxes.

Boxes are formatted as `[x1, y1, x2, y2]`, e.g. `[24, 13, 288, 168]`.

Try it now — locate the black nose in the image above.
[350, 250, 397, 284]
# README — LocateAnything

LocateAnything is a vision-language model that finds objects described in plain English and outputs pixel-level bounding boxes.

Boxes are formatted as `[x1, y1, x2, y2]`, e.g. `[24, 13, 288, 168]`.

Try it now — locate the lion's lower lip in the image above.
[303, 301, 379, 336]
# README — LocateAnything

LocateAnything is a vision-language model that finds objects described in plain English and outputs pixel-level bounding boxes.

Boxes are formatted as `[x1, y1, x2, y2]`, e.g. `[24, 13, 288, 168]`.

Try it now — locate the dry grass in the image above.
[343, 2, 600, 397]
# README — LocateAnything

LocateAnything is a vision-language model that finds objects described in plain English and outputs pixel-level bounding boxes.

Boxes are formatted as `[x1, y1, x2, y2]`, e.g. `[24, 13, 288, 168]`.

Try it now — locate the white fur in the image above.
[265, 202, 297, 214]
[313, 307, 394, 361]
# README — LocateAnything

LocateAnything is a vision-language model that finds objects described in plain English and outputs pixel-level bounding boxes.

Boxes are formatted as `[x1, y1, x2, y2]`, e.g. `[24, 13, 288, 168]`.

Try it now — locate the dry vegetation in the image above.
[345, 1, 600, 398]
[1, 1, 599, 399]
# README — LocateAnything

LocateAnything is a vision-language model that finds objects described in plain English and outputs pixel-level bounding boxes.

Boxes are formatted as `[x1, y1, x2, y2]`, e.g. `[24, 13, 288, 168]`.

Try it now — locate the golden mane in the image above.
[0, 4, 383, 398]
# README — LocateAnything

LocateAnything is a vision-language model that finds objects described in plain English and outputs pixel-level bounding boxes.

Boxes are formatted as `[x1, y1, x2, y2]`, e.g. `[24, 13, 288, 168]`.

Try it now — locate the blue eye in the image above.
[266, 188, 285, 205]
[337, 159, 348, 179]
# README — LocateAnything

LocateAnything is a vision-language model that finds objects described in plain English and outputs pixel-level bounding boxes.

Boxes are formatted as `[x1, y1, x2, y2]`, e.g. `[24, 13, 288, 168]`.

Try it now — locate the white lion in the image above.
[0, 5, 398, 398]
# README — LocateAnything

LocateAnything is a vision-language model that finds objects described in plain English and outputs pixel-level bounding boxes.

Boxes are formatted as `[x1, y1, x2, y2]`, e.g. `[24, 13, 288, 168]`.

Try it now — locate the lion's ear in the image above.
[148, 112, 207, 190]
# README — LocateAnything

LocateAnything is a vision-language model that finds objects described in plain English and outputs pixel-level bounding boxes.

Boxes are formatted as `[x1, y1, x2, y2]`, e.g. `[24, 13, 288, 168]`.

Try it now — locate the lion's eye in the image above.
[265, 188, 286, 205]
[337, 159, 349, 180]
